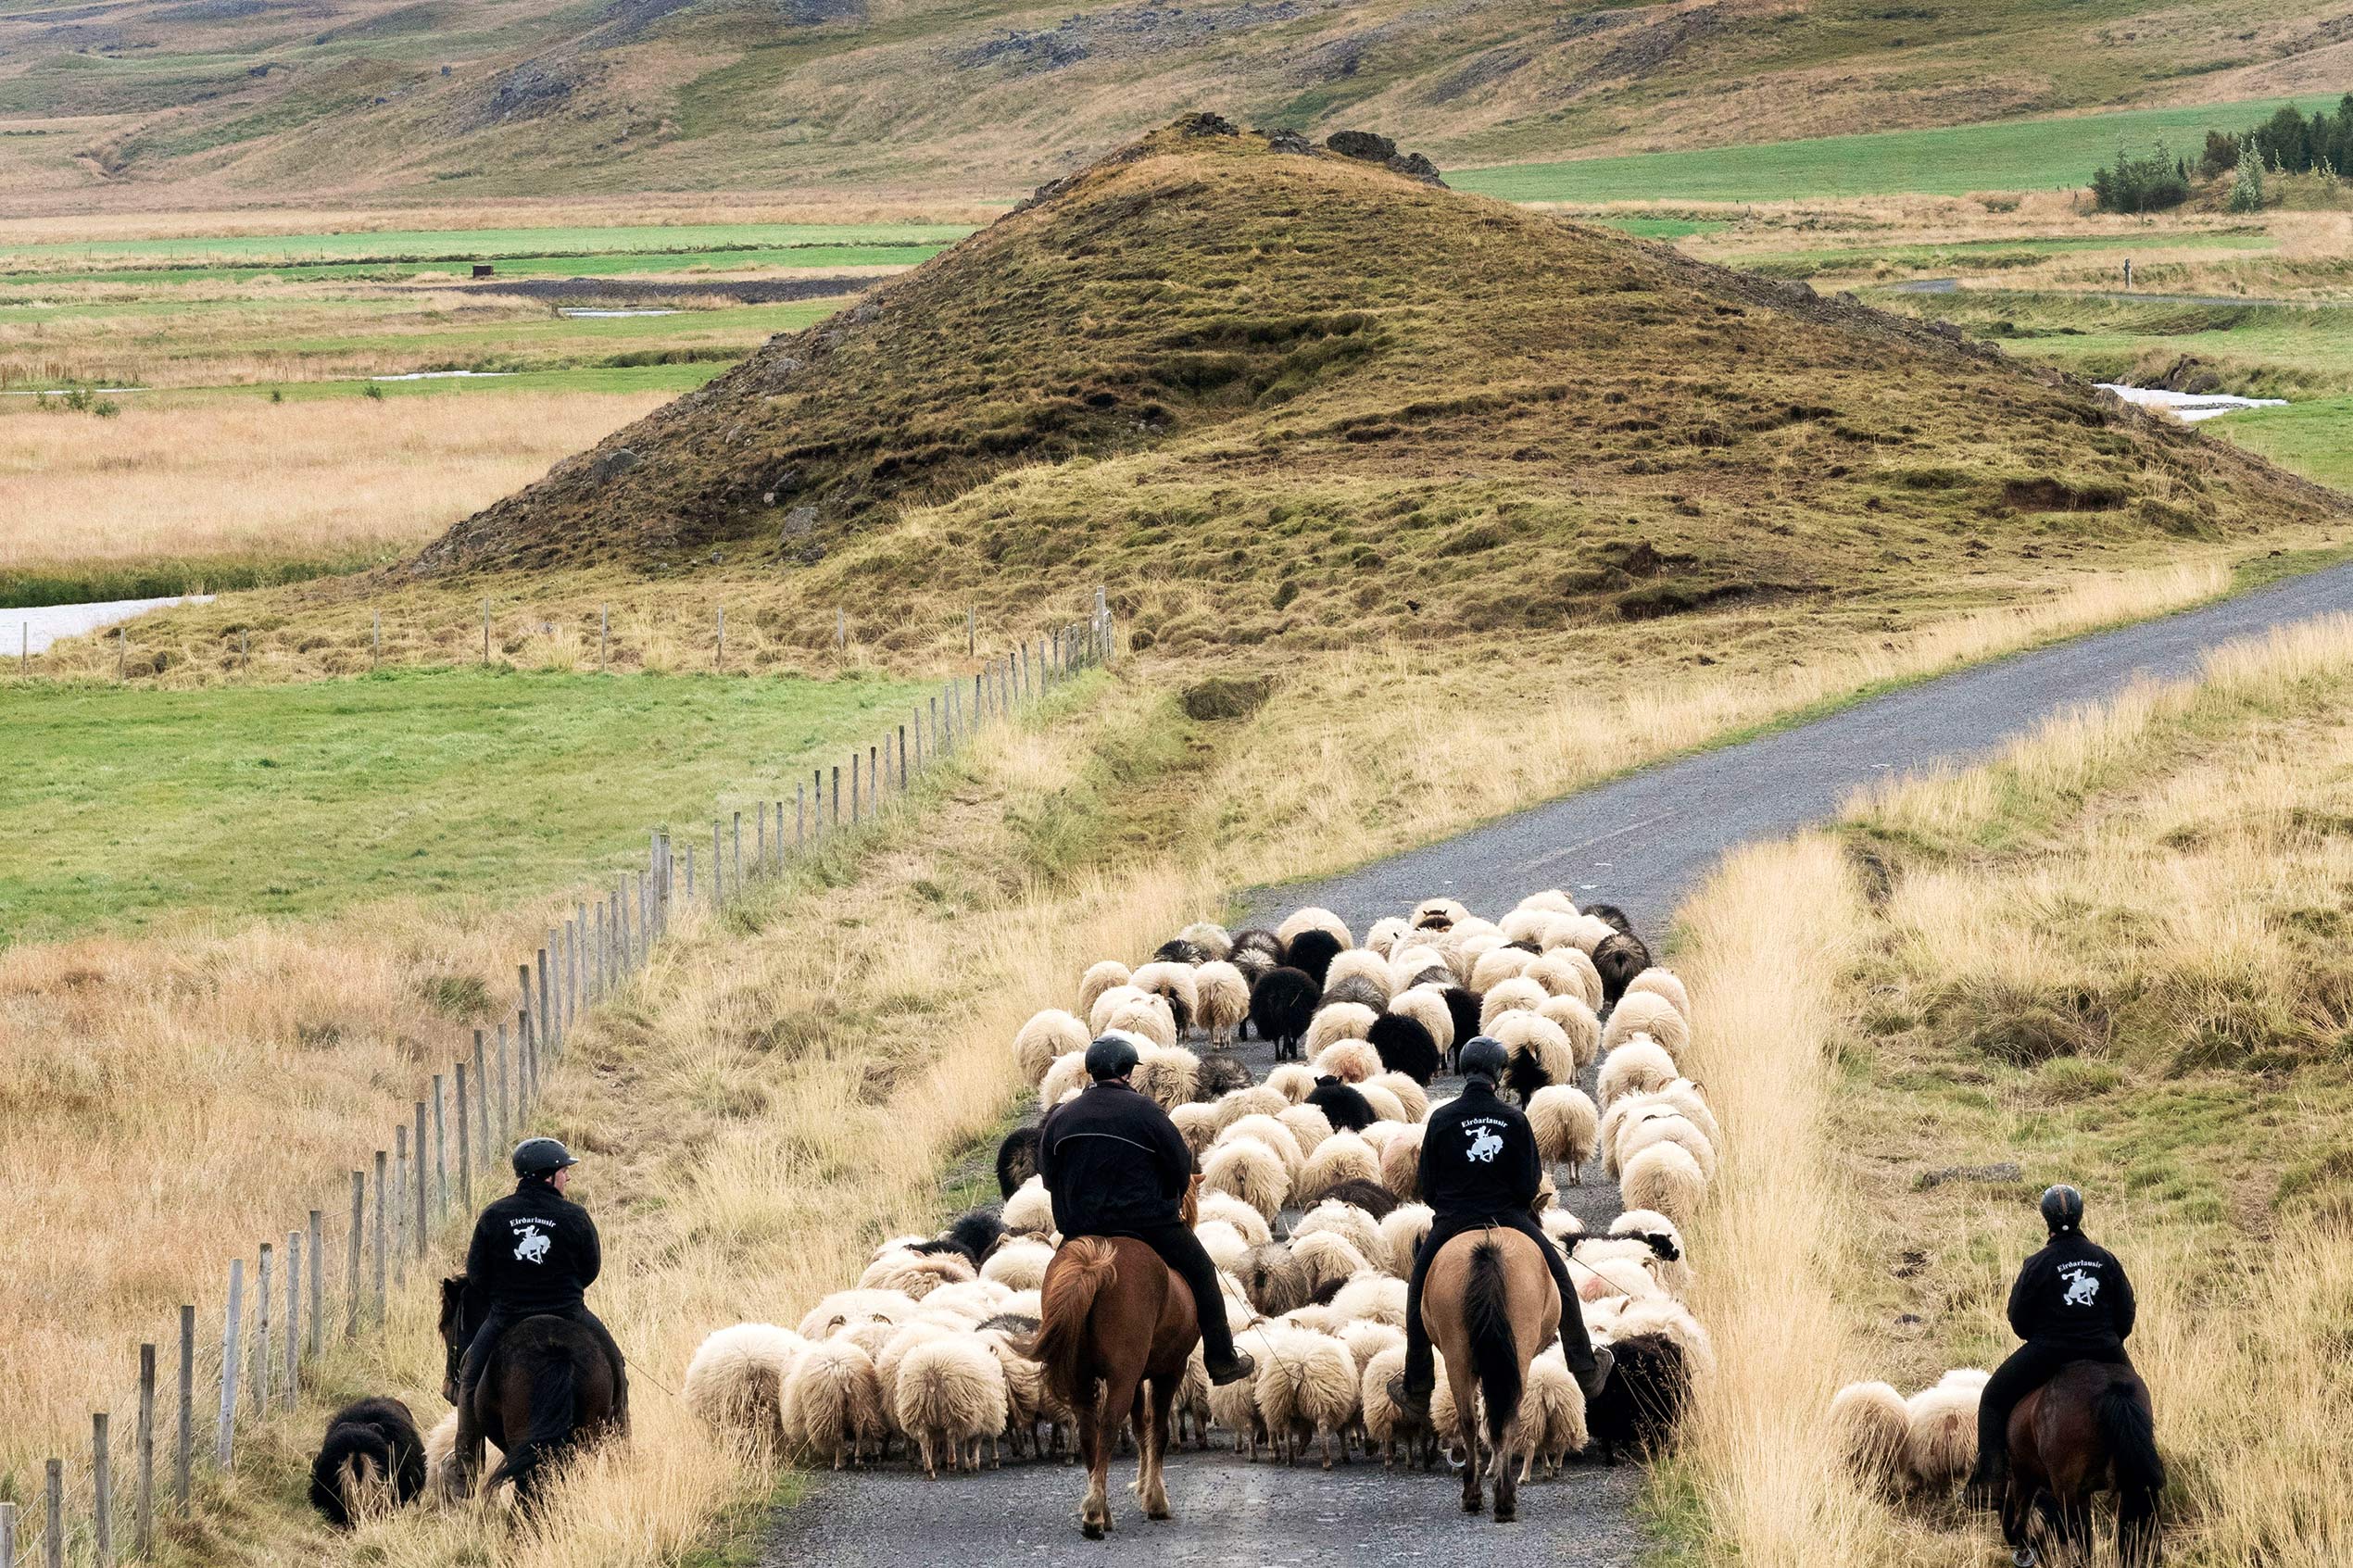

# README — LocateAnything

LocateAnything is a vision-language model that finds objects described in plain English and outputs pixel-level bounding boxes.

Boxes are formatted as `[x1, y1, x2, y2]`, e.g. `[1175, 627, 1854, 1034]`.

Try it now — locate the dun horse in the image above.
[2002, 1360, 2163, 1566]
[437, 1275, 626, 1509]
[1024, 1231, 1202, 1537]
[1423, 1225, 1557, 1522]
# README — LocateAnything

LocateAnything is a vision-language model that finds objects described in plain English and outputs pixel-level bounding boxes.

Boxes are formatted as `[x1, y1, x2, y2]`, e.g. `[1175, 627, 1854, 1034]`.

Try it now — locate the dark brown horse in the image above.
[1422, 1226, 1556, 1523]
[2002, 1361, 2163, 1566]
[1023, 1236, 1201, 1538]
[436, 1276, 626, 1510]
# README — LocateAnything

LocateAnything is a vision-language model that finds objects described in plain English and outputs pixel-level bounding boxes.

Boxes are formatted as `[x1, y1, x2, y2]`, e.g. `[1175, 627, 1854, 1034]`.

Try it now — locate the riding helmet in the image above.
[512, 1136, 579, 1178]
[1458, 1035, 1510, 1085]
[1084, 1034, 1141, 1083]
[2039, 1184, 2084, 1234]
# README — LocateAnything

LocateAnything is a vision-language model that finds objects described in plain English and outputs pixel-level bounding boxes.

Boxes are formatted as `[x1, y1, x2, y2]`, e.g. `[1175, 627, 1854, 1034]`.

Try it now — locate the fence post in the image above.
[497, 1023, 512, 1141]
[898, 726, 909, 790]
[831, 766, 840, 826]
[756, 802, 766, 872]
[472, 1030, 490, 1150]
[413, 1103, 430, 1258]
[347, 1175, 364, 1338]
[308, 1209, 323, 1360]
[91, 1413, 111, 1568]
[174, 1305, 193, 1512]
[372, 1151, 388, 1323]
[536, 950, 551, 1061]
[851, 753, 861, 823]
[967, 604, 975, 656]
[134, 1344, 154, 1556]
[44, 1459, 60, 1568]
[456, 1062, 472, 1209]
[521, 1011, 537, 1115]
[431, 1073, 447, 1217]
[869, 745, 879, 807]
[1, 1500, 13, 1568]
[711, 820, 723, 906]
[685, 843, 696, 900]
[217, 1260, 242, 1467]
[252, 1244, 271, 1418]
[283, 1230, 300, 1402]
[732, 811, 741, 887]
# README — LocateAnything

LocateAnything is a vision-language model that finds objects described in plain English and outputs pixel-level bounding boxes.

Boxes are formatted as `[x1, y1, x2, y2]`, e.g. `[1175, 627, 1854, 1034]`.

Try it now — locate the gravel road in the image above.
[758, 558, 2353, 1566]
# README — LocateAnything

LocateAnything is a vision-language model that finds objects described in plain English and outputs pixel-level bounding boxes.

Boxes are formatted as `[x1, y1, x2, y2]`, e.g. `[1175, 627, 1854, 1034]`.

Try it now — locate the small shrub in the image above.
[2090, 141, 2190, 213]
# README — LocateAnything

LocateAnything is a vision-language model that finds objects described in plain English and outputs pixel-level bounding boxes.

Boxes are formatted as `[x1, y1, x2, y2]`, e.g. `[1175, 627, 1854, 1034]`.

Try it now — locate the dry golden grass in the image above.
[0, 393, 666, 578]
[0, 198, 1000, 247]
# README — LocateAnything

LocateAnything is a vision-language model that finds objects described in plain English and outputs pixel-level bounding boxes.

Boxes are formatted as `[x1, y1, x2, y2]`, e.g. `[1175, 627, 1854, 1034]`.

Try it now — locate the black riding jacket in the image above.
[1417, 1080, 1542, 1218]
[2007, 1230, 2136, 1353]
[1038, 1079, 1193, 1236]
[461, 1178, 601, 1323]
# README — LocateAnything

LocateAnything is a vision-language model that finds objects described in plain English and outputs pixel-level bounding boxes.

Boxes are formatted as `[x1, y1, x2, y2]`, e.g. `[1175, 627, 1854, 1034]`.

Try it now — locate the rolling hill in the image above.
[411, 117, 2340, 655]
[2, 0, 2347, 208]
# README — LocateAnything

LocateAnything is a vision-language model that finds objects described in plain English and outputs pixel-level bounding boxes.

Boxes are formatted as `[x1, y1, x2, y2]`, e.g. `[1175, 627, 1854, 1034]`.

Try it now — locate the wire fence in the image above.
[0, 593, 1116, 1565]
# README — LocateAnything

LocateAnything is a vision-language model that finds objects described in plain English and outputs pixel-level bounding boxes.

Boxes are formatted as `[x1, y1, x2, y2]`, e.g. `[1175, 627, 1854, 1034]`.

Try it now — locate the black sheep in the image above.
[1152, 938, 1204, 966]
[1229, 928, 1284, 966]
[1323, 975, 1388, 1014]
[995, 1125, 1041, 1198]
[1305, 1074, 1375, 1133]
[1584, 1333, 1692, 1463]
[1503, 1044, 1553, 1104]
[1592, 931, 1654, 1007]
[1312, 1176, 1400, 1219]
[1283, 928, 1342, 987]
[1584, 902, 1635, 935]
[308, 1397, 425, 1528]
[1439, 985, 1483, 1068]
[1366, 1013, 1440, 1085]
[1249, 966, 1319, 1060]
[1194, 1052, 1254, 1099]
[929, 1209, 1004, 1265]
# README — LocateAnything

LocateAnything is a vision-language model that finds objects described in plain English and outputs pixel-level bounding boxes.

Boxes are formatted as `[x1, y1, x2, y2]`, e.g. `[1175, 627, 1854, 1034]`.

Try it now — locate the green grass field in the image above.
[2212, 399, 2353, 491]
[1457, 94, 2347, 203]
[1724, 228, 2275, 279]
[0, 666, 926, 943]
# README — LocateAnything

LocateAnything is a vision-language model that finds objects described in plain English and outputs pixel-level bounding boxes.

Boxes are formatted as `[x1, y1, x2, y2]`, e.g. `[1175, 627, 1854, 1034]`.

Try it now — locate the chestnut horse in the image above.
[2002, 1360, 2163, 1567]
[1423, 1226, 1558, 1522]
[1024, 1236, 1202, 1538]
[436, 1276, 626, 1510]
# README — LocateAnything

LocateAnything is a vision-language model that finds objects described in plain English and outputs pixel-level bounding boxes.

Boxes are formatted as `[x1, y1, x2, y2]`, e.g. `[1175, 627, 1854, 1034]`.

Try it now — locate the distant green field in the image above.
[1457, 94, 2347, 203]
[0, 243, 950, 288]
[2214, 398, 2353, 491]
[1727, 228, 2277, 277]
[1580, 216, 1729, 241]
[0, 222, 972, 268]
[0, 666, 926, 942]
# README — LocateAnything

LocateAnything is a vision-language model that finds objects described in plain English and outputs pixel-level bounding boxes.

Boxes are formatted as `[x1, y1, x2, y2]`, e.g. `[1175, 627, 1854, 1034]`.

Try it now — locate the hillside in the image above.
[411, 118, 2339, 652]
[4, 0, 2347, 208]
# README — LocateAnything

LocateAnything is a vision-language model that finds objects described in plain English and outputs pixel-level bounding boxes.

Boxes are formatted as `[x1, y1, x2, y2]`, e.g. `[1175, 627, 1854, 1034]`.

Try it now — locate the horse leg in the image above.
[1078, 1390, 1114, 1540]
[1453, 1381, 1484, 1513]
[2118, 1486, 2161, 1568]
[1139, 1376, 1177, 1522]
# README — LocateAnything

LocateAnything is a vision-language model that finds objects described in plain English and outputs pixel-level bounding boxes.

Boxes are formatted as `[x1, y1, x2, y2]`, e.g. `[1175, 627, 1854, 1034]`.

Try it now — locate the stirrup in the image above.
[1206, 1348, 1255, 1386]
[1387, 1372, 1433, 1422]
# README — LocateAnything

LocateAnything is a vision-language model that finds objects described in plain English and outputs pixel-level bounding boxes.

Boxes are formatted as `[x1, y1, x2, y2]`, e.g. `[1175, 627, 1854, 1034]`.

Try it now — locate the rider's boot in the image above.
[1964, 1448, 2009, 1512]
[1571, 1341, 1614, 1399]
[1205, 1347, 1256, 1386]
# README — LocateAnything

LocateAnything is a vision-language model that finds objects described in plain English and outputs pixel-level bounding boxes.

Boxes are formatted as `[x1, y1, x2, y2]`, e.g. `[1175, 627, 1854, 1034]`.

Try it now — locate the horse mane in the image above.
[1022, 1237, 1120, 1411]
[1462, 1239, 1523, 1448]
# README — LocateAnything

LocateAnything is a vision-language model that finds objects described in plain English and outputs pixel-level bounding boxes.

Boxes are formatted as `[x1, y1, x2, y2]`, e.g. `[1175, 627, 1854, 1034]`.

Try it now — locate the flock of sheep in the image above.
[683, 892, 1723, 1488]
[1829, 1368, 1997, 1498]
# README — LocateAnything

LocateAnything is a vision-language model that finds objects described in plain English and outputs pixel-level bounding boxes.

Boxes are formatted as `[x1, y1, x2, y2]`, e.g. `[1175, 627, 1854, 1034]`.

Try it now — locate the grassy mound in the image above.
[419, 119, 2337, 652]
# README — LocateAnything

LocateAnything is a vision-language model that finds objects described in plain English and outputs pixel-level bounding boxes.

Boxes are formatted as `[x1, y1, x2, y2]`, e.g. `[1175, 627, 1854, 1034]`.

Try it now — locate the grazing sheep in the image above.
[1327, 1273, 1408, 1331]
[1209, 1351, 1272, 1459]
[1086, 984, 1147, 1036]
[1193, 961, 1251, 1048]
[1581, 1328, 1689, 1461]
[1255, 1326, 1360, 1467]
[1204, 1135, 1290, 1221]
[1250, 967, 1321, 1060]
[1620, 1141, 1707, 1226]
[1290, 1231, 1374, 1297]
[1013, 1009, 1089, 1087]
[1582, 902, 1633, 935]
[1527, 1084, 1600, 1171]
[1284, 929, 1345, 987]
[1194, 1049, 1253, 1100]
[994, 1124, 1041, 1198]
[1131, 1043, 1201, 1109]
[1179, 922, 1233, 960]
[781, 1340, 886, 1469]
[1311, 1037, 1383, 1085]
[1904, 1378, 1982, 1490]
[1622, 966, 1691, 1019]
[1001, 1176, 1055, 1237]
[1198, 1219, 1251, 1273]
[1511, 1348, 1591, 1480]
[1300, 1129, 1380, 1204]
[1490, 1010, 1577, 1099]
[1478, 976, 1550, 1032]
[1603, 990, 1691, 1060]
[1215, 1083, 1289, 1128]
[981, 1239, 1055, 1292]
[1385, 986, 1454, 1055]
[1238, 1243, 1310, 1317]
[1104, 997, 1177, 1050]
[1539, 1206, 1584, 1251]
[1355, 1081, 1408, 1123]
[1367, 1070, 1429, 1122]
[1378, 1203, 1434, 1277]
[1230, 927, 1285, 970]
[1516, 889, 1579, 916]
[1304, 1002, 1380, 1057]
[1171, 1101, 1221, 1155]
[1388, 943, 1452, 990]
[1277, 1101, 1335, 1155]
[683, 1325, 804, 1450]
[1293, 1198, 1387, 1264]
[1313, 1177, 1398, 1219]
[308, 1397, 425, 1528]
[1413, 897, 1470, 930]
[1378, 1123, 1425, 1202]
[1363, 1013, 1439, 1086]
[895, 1336, 1010, 1477]
[1591, 931, 1654, 1006]
[1076, 960, 1132, 1020]
[1608, 1210, 1692, 1298]
[1470, 945, 1540, 995]
[1496, 908, 1551, 946]
[1304, 1075, 1374, 1133]
[1037, 1049, 1088, 1114]
[1829, 1381, 1912, 1486]
[1599, 1035, 1677, 1107]
[1361, 1345, 1442, 1467]
[1277, 907, 1354, 950]
[1526, 948, 1605, 1011]
[1617, 1110, 1718, 1181]
[1571, 1243, 1670, 1305]
[1199, 1189, 1273, 1248]
[1365, 916, 1411, 957]
[1324, 947, 1394, 1001]
[1221, 1113, 1307, 1182]
[1322, 975, 1390, 1015]
[1265, 1061, 1318, 1104]
[1131, 961, 1201, 1035]
[862, 1249, 976, 1299]
[1437, 986, 1483, 1060]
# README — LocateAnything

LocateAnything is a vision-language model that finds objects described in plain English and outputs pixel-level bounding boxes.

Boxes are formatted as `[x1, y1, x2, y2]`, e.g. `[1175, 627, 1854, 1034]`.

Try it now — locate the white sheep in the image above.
[1037, 1049, 1089, 1113]
[1608, 1210, 1692, 1298]
[1510, 1346, 1590, 1480]
[1265, 1061, 1319, 1104]
[1904, 1377, 1982, 1490]
[1378, 1203, 1433, 1277]
[1489, 1010, 1576, 1089]
[1001, 1176, 1055, 1236]
[1619, 1141, 1707, 1226]
[1367, 1070, 1429, 1122]
[1198, 1219, 1251, 1273]
[1193, 960, 1251, 1047]
[1076, 960, 1131, 1020]
[1555, 913, 1617, 953]
[1290, 1232, 1373, 1298]
[1526, 1084, 1600, 1170]
[1171, 1100, 1221, 1155]
[1495, 909, 1551, 946]
[1131, 1043, 1201, 1108]
[1617, 1109, 1717, 1181]
[980, 1238, 1054, 1292]
[796, 1287, 913, 1342]
[1413, 897, 1471, 930]
[1299, 1128, 1379, 1201]
[1387, 943, 1453, 991]
[1013, 1009, 1090, 1087]
[1470, 945, 1539, 995]
[895, 1335, 1010, 1476]
[683, 1323, 804, 1449]
[1304, 1002, 1380, 1057]
[1086, 983, 1147, 1036]
[1365, 916, 1411, 958]
[1104, 997, 1177, 1050]
[1478, 975, 1550, 1032]
[1598, 1036, 1679, 1108]
[1539, 992, 1603, 1070]
[1361, 1345, 1440, 1467]
[1277, 907, 1353, 949]
[1602, 990, 1691, 1060]
[1386, 985, 1455, 1055]
[1209, 1348, 1271, 1459]
[977, 1328, 1072, 1460]
[1178, 921, 1233, 960]
[780, 1339, 885, 1469]
[1198, 1189, 1273, 1248]
[1311, 1037, 1383, 1084]
[1327, 1273, 1408, 1330]
[1254, 1325, 1359, 1467]
[1829, 1381, 1911, 1486]
[1277, 1101, 1334, 1155]
[1129, 960, 1201, 1035]
[861, 1250, 975, 1299]
[1221, 1112, 1307, 1183]
[1378, 1123, 1424, 1201]
[1203, 1135, 1290, 1221]
[1291, 1198, 1385, 1264]
[1356, 1081, 1409, 1123]
[1514, 890, 1579, 916]
[1526, 948, 1604, 1012]
[1622, 966, 1691, 1018]
[1214, 1083, 1289, 1127]
[1323, 947, 1395, 1001]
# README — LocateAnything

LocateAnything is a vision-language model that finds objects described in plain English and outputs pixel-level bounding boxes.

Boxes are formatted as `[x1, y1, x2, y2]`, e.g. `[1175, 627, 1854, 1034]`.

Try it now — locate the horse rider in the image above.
[450, 1137, 629, 1479]
[1038, 1035, 1257, 1386]
[1394, 1036, 1611, 1422]
[1966, 1184, 2138, 1509]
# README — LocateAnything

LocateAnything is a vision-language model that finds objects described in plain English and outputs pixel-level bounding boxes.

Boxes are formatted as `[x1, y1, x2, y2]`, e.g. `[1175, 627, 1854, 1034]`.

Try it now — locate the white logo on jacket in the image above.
[2058, 1261, 2099, 1306]
[1466, 1128, 1504, 1163]
[513, 1224, 551, 1264]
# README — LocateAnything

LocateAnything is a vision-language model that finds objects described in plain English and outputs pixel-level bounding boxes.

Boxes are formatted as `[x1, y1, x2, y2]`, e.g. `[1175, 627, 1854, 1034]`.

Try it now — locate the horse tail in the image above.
[2097, 1376, 2164, 1498]
[1022, 1237, 1120, 1411]
[484, 1339, 585, 1503]
[1464, 1239, 1522, 1449]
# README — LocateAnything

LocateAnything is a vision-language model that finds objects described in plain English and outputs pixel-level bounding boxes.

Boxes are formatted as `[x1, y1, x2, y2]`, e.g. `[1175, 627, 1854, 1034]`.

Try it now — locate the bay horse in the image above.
[1023, 1221, 1202, 1537]
[436, 1275, 627, 1510]
[1423, 1225, 1557, 1522]
[2002, 1360, 2163, 1566]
